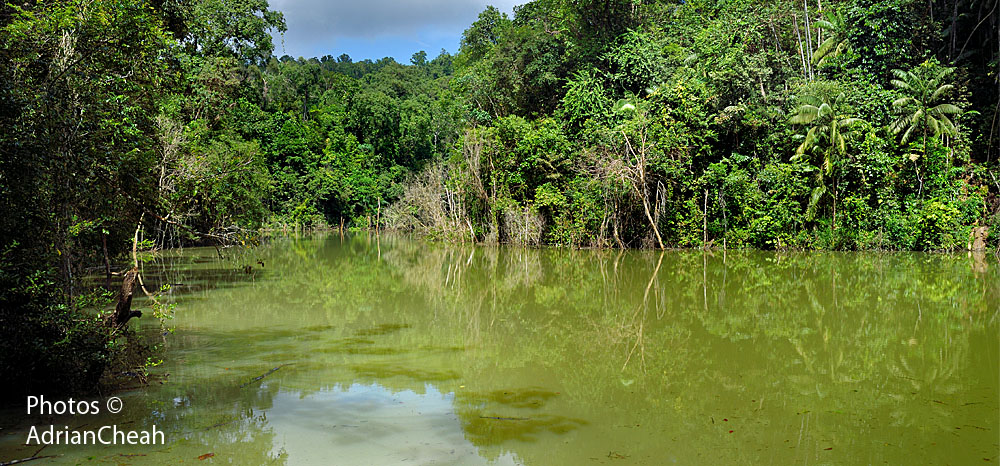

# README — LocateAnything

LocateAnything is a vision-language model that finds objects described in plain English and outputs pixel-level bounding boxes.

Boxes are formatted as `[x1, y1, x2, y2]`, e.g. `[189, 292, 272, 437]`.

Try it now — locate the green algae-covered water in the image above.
[1, 234, 997, 464]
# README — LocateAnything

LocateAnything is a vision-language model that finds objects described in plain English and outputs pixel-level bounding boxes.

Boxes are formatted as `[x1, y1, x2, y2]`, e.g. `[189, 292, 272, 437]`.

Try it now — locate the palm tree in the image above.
[790, 92, 863, 228]
[889, 63, 962, 157]
[813, 10, 851, 67]
[790, 93, 863, 175]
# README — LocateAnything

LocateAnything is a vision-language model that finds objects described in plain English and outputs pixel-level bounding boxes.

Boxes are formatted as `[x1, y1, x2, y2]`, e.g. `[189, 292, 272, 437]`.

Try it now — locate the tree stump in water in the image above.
[110, 266, 142, 329]
[969, 226, 989, 251]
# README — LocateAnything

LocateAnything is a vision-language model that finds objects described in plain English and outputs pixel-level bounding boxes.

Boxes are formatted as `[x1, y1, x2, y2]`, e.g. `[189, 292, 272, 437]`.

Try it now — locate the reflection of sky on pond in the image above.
[264, 383, 520, 465]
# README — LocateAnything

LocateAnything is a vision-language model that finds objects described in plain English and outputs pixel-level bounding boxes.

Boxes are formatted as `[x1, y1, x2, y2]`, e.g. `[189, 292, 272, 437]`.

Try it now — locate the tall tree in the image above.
[790, 92, 863, 227]
[459, 6, 510, 63]
[181, 0, 286, 65]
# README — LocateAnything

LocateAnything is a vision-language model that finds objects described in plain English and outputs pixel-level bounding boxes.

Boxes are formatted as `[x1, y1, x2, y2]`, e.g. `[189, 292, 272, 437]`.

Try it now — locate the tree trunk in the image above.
[970, 226, 989, 251]
[794, 14, 808, 79]
[803, 0, 815, 80]
[110, 266, 142, 329]
[950, 0, 960, 59]
[703, 189, 709, 248]
[816, 0, 823, 49]
[832, 176, 838, 232]
[102, 232, 112, 289]
[641, 191, 665, 250]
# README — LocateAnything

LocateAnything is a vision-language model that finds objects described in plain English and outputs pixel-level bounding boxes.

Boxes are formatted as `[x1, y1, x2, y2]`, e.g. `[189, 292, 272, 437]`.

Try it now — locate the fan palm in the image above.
[813, 10, 851, 67]
[889, 63, 962, 155]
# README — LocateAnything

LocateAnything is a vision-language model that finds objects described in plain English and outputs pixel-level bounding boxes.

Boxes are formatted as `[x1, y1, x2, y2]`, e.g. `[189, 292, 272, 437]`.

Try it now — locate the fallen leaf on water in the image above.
[198, 453, 215, 460]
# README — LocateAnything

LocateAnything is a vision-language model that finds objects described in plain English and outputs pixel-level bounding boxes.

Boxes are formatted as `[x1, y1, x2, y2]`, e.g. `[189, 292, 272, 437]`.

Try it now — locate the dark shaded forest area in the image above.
[1, 0, 997, 394]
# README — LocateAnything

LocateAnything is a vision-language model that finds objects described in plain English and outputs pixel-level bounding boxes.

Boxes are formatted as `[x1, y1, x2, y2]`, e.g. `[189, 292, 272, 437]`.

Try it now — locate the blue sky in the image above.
[268, 0, 519, 63]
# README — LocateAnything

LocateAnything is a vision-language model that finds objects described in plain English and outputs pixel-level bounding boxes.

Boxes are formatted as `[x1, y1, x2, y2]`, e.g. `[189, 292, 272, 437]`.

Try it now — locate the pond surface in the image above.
[1, 234, 998, 464]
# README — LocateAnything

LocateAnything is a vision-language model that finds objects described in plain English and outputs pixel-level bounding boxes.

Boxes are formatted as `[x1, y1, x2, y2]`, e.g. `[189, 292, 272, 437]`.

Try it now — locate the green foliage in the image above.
[604, 29, 669, 93]
[910, 199, 965, 250]
[0, 263, 110, 396]
[844, 0, 923, 78]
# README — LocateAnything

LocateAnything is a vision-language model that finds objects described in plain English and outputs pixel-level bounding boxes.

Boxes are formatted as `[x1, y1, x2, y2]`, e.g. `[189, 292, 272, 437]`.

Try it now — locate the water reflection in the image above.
[0, 234, 996, 464]
[263, 383, 516, 465]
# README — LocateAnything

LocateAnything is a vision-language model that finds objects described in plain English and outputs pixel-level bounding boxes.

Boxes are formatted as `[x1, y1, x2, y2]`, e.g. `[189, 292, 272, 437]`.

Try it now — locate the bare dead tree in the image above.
[617, 113, 666, 250]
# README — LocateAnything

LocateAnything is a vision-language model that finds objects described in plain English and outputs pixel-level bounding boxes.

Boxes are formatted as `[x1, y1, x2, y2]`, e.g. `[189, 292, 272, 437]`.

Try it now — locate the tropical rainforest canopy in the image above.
[0, 0, 997, 394]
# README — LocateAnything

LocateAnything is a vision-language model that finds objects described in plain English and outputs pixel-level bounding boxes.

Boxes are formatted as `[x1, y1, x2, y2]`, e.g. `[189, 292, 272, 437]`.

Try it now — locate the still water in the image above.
[1, 234, 997, 464]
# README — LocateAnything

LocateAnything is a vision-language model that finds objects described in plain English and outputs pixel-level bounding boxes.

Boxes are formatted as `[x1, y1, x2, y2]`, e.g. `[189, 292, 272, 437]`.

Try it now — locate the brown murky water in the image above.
[1, 234, 997, 464]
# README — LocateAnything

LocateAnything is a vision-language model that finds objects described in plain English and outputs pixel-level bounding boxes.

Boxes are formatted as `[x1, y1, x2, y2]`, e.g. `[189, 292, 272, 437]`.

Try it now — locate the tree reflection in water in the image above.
[2, 235, 992, 464]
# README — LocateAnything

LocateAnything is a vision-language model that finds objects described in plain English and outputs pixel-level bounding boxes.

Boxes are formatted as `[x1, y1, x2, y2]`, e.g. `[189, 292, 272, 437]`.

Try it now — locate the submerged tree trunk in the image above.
[110, 266, 142, 329]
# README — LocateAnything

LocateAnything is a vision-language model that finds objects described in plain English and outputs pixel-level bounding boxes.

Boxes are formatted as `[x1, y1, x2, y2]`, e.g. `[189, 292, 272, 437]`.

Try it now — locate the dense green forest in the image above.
[1, 0, 997, 394]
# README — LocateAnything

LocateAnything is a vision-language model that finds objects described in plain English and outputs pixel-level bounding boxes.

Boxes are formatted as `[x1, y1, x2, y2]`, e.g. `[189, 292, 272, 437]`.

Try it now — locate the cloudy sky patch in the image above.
[269, 0, 519, 62]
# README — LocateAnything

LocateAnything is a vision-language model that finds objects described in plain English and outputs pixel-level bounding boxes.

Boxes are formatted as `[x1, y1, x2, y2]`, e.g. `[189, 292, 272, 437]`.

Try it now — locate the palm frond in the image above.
[890, 69, 911, 84]
[930, 84, 954, 101]
[892, 96, 916, 108]
[839, 117, 863, 128]
[928, 117, 940, 135]
[890, 80, 912, 93]
[789, 105, 820, 124]
[937, 115, 957, 136]
[890, 117, 909, 134]
[806, 185, 827, 221]
[814, 38, 837, 61]
[799, 95, 823, 106]
[817, 102, 833, 118]
[930, 103, 961, 114]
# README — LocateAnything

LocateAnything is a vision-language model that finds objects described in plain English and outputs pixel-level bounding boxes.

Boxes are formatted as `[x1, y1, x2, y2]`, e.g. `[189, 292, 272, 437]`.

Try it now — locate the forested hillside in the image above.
[1, 0, 997, 394]
[382, 0, 999, 252]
